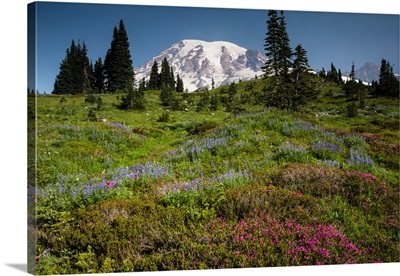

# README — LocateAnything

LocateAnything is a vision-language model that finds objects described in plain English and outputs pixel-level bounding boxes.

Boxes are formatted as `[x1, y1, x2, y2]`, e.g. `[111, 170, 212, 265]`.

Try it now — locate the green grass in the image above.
[32, 78, 400, 274]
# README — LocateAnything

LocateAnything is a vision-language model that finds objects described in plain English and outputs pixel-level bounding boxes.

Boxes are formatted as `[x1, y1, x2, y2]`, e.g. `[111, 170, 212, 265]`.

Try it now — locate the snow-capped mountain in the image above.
[134, 39, 266, 92]
[343, 62, 380, 84]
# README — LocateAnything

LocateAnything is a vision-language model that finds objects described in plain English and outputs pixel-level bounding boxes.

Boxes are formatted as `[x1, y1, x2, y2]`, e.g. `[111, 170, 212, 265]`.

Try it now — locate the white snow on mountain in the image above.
[134, 39, 266, 92]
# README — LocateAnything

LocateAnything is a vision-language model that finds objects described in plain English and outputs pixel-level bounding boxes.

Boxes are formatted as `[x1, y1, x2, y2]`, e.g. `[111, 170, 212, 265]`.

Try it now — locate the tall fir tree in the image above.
[262, 10, 292, 77]
[338, 69, 343, 84]
[159, 58, 173, 89]
[170, 66, 176, 90]
[104, 19, 135, 93]
[344, 61, 360, 99]
[53, 40, 92, 94]
[376, 58, 399, 97]
[92, 57, 105, 93]
[262, 10, 280, 77]
[176, 74, 184, 92]
[277, 10, 292, 77]
[148, 60, 160, 90]
[290, 44, 318, 111]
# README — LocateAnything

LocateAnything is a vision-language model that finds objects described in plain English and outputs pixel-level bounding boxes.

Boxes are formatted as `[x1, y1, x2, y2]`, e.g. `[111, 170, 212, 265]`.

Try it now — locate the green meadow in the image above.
[29, 77, 399, 274]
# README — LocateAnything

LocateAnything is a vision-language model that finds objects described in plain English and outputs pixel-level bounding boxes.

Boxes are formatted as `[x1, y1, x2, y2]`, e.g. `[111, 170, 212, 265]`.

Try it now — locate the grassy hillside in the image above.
[31, 77, 399, 274]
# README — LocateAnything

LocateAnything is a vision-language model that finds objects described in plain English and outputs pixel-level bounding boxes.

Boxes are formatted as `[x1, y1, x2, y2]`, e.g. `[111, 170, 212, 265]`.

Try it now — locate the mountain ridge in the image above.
[134, 39, 266, 92]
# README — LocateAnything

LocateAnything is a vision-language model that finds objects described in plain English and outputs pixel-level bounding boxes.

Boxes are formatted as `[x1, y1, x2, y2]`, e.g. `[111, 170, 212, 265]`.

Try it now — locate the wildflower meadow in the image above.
[29, 81, 399, 274]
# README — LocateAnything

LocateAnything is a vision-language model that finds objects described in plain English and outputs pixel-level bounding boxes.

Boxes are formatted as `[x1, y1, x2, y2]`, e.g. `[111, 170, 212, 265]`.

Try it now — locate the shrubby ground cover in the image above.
[30, 83, 399, 274]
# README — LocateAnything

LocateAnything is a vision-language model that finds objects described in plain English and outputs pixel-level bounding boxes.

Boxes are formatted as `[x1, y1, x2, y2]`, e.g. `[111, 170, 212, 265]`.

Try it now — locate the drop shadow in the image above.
[6, 263, 27, 273]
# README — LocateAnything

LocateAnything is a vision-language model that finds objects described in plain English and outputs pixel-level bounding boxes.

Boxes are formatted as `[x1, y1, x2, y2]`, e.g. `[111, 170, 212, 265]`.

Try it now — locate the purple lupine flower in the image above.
[347, 150, 374, 168]
[312, 142, 340, 153]
[183, 178, 201, 191]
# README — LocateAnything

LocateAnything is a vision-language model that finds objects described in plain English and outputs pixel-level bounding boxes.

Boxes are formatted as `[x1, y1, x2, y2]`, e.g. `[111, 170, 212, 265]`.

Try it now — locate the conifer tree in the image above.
[148, 60, 160, 90]
[210, 93, 219, 111]
[290, 44, 318, 111]
[120, 82, 145, 110]
[277, 11, 292, 77]
[196, 88, 211, 112]
[80, 42, 92, 93]
[92, 57, 105, 93]
[262, 10, 292, 77]
[376, 58, 399, 97]
[176, 74, 184, 92]
[262, 10, 280, 77]
[138, 77, 146, 94]
[226, 82, 239, 112]
[159, 58, 172, 89]
[170, 66, 176, 90]
[53, 40, 92, 94]
[104, 19, 134, 93]
[327, 62, 339, 83]
[344, 61, 360, 99]
[338, 69, 343, 84]
[160, 87, 175, 106]
[292, 44, 309, 82]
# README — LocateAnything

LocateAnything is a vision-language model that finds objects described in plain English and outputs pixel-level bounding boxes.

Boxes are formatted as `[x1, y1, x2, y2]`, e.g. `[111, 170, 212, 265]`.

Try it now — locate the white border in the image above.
[0, 1, 398, 276]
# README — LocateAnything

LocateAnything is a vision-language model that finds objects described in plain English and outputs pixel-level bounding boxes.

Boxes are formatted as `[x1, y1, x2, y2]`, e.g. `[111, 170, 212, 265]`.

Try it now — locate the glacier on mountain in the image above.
[134, 39, 266, 92]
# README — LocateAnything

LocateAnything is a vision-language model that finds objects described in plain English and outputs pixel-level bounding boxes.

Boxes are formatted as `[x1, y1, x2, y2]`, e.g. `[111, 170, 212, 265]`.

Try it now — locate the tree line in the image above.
[50, 12, 399, 112]
[52, 20, 185, 98]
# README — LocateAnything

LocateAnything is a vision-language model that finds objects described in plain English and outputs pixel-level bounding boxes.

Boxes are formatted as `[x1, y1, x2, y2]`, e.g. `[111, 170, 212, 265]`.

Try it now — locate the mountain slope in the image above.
[343, 62, 380, 84]
[134, 39, 266, 91]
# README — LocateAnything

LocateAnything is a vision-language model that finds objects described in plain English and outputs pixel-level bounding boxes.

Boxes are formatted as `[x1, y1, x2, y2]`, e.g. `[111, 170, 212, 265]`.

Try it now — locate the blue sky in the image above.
[31, 2, 399, 93]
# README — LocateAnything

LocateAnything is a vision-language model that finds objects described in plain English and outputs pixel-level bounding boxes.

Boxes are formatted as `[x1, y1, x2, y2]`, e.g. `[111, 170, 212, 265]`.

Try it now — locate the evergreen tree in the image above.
[349, 61, 356, 81]
[211, 78, 215, 90]
[148, 60, 160, 90]
[226, 82, 239, 112]
[138, 77, 146, 94]
[376, 58, 399, 97]
[196, 88, 211, 112]
[290, 44, 318, 111]
[92, 58, 105, 93]
[170, 66, 176, 90]
[338, 69, 343, 84]
[210, 93, 219, 111]
[80, 42, 92, 93]
[292, 44, 309, 82]
[104, 20, 134, 93]
[262, 10, 280, 77]
[327, 62, 339, 83]
[159, 58, 172, 89]
[160, 87, 175, 106]
[53, 40, 92, 94]
[319, 67, 326, 78]
[343, 61, 360, 99]
[277, 11, 292, 77]
[120, 82, 145, 110]
[262, 10, 292, 77]
[176, 74, 184, 92]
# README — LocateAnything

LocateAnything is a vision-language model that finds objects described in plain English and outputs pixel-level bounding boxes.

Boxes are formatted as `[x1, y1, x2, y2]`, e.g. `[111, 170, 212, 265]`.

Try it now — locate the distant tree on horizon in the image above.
[343, 61, 360, 99]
